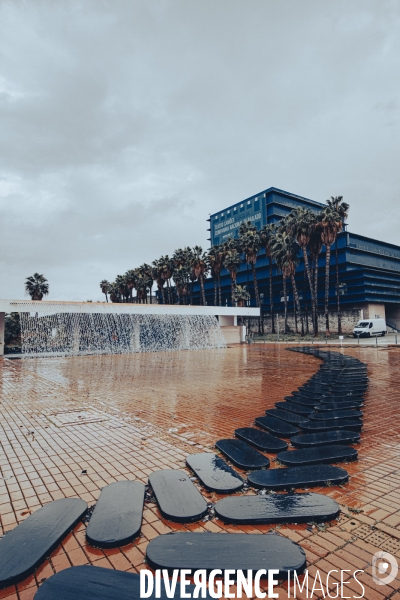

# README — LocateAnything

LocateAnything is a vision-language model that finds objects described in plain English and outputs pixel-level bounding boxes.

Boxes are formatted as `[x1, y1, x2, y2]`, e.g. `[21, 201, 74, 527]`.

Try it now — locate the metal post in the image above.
[375, 336, 378, 347]
[396, 333, 398, 345]
[357, 334, 360, 346]
[277, 314, 280, 342]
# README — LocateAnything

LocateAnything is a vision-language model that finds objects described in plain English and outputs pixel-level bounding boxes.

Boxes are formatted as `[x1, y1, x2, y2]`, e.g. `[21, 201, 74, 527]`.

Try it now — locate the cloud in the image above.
[0, 0, 399, 300]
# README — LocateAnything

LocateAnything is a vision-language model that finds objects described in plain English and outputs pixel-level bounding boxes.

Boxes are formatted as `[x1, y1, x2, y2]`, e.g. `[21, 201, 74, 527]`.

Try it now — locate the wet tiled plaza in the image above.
[1, 345, 400, 599]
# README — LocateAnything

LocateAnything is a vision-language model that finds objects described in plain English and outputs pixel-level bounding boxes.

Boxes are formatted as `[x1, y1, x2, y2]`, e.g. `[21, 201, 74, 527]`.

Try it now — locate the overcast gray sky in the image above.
[0, 0, 399, 301]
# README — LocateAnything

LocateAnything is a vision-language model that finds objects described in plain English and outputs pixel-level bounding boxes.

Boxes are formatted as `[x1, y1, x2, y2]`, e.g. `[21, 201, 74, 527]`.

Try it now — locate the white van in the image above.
[353, 319, 387, 338]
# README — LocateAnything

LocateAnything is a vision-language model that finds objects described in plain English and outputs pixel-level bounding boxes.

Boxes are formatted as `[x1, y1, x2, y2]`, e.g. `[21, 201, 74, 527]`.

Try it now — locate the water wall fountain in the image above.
[0, 300, 260, 357]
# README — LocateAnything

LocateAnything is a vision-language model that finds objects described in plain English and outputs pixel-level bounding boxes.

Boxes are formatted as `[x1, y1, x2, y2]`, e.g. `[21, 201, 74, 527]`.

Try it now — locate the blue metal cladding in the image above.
[199, 189, 400, 309]
[210, 195, 266, 245]
[209, 187, 324, 246]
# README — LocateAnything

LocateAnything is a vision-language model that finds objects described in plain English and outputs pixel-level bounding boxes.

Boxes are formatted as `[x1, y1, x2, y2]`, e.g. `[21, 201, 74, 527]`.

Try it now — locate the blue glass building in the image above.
[197, 187, 400, 331]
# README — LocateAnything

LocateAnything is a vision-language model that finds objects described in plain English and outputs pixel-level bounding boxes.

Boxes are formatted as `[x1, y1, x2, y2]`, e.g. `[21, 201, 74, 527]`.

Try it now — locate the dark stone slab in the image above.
[146, 532, 307, 577]
[277, 445, 358, 466]
[299, 419, 363, 433]
[214, 492, 340, 524]
[275, 402, 314, 416]
[248, 464, 349, 490]
[265, 409, 310, 425]
[323, 393, 365, 401]
[309, 409, 363, 421]
[284, 395, 318, 406]
[0, 498, 87, 588]
[34, 566, 210, 600]
[186, 453, 244, 493]
[86, 481, 145, 548]
[255, 416, 300, 438]
[290, 430, 360, 448]
[293, 391, 329, 399]
[148, 469, 208, 522]
[315, 401, 364, 411]
[215, 439, 270, 470]
[235, 427, 288, 452]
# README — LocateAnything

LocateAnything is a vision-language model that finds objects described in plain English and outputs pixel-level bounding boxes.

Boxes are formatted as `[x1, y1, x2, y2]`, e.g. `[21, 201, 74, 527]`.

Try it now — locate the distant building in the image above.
[197, 187, 400, 332]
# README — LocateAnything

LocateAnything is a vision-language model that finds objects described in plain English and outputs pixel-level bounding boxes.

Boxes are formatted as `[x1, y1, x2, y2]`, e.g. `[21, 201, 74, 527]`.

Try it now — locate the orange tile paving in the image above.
[1, 345, 400, 599]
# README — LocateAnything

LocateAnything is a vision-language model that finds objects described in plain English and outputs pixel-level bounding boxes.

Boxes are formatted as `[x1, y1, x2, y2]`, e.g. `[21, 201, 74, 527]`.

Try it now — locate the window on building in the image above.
[227, 210, 230, 214]
[247, 200, 251, 205]
[336, 283, 347, 296]
[254, 199, 260, 210]
[233, 206, 237, 211]
[240, 204, 244, 212]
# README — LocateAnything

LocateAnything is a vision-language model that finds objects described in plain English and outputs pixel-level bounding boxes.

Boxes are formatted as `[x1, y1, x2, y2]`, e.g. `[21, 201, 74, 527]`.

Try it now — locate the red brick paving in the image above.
[1, 345, 400, 598]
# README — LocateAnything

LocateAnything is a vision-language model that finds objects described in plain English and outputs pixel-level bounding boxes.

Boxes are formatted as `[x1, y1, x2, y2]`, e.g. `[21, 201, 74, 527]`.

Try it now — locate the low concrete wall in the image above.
[250, 309, 364, 335]
[220, 326, 242, 344]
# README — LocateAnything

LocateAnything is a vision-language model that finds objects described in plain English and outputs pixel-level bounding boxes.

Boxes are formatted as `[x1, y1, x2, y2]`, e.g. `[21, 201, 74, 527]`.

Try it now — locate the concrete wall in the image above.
[360, 303, 386, 320]
[249, 308, 364, 335]
[220, 326, 242, 344]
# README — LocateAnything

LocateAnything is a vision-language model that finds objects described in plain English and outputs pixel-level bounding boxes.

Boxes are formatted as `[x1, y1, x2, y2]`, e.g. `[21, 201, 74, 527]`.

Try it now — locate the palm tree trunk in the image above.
[335, 239, 341, 334]
[268, 258, 275, 333]
[230, 275, 235, 306]
[251, 262, 261, 333]
[105, 292, 108, 303]
[161, 287, 166, 304]
[325, 244, 331, 335]
[303, 268, 309, 334]
[314, 260, 319, 336]
[149, 283, 153, 304]
[283, 276, 288, 334]
[168, 280, 172, 304]
[291, 273, 304, 336]
[213, 276, 217, 306]
[251, 263, 260, 307]
[199, 275, 206, 305]
[302, 247, 316, 334]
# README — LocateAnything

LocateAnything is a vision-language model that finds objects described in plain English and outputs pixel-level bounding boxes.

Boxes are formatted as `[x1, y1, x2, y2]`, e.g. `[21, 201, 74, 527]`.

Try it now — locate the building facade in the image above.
[198, 187, 400, 333]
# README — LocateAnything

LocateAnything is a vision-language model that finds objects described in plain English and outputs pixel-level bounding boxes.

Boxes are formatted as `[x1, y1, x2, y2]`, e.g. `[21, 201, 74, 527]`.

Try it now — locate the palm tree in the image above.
[152, 259, 166, 304]
[124, 270, 137, 303]
[136, 264, 154, 303]
[327, 196, 349, 334]
[208, 245, 225, 306]
[172, 248, 192, 305]
[190, 246, 209, 305]
[133, 269, 148, 303]
[308, 215, 324, 335]
[100, 279, 110, 302]
[232, 285, 250, 307]
[259, 223, 276, 333]
[238, 222, 261, 308]
[318, 205, 343, 335]
[108, 282, 121, 303]
[25, 273, 49, 300]
[223, 247, 242, 306]
[271, 230, 304, 335]
[115, 274, 130, 303]
[158, 255, 174, 303]
[287, 207, 317, 335]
